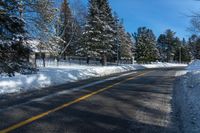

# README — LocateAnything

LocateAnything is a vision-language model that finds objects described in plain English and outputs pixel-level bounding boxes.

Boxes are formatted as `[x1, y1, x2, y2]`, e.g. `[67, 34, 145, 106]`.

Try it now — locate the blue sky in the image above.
[72, 0, 200, 39]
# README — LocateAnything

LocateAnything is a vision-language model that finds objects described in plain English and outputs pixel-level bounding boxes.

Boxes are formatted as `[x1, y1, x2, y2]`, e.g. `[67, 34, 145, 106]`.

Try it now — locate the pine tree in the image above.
[188, 35, 200, 59]
[126, 32, 135, 58]
[182, 38, 187, 46]
[157, 29, 178, 62]
[59, 0, 75, 56]
[173, 38, 191, 63]
[82, 0, 116, 65]
[0, 0, 25, 40]
[70, 0, 87, 57]
[174, 46, 191, 63]
[173, 37, 182, 62]
[0, 0, 33, 76]
[134, 27, 159, 63]
[157, 34, 167, 61]
[100, 0, 116, 64]
[112, 13, 134, 64]
[181, 46, 192, 62]
[81, 0, 100, 60]
[117, 20, 133, 60]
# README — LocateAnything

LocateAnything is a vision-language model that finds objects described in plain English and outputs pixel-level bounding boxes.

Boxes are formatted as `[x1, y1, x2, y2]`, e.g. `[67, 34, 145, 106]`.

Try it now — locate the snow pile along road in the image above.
[174, 60, 200, 133]
[187, 60, 200, 71]
[143, 62, 186, 69]
[0, 63, 186, 95]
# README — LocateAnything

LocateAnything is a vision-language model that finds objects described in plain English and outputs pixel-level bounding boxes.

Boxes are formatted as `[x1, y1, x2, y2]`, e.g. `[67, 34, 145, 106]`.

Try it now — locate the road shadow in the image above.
[0, 72, 178, 133]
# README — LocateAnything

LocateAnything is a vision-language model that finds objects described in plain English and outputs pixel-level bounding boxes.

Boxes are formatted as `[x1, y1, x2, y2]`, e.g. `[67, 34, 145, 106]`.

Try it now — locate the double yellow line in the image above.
[0, 72, 149, 133]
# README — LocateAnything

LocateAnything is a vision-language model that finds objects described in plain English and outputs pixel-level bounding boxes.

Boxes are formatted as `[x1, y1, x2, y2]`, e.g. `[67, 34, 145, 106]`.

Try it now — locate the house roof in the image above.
[25, 40, 49, 53]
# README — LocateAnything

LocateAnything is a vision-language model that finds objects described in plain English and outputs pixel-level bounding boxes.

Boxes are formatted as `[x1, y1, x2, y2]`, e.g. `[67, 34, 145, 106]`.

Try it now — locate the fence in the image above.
[36, 56, 133, 68]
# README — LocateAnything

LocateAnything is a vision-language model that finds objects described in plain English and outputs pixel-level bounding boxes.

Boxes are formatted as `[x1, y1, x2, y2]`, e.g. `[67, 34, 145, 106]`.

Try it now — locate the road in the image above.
[0, 68, 184, 133]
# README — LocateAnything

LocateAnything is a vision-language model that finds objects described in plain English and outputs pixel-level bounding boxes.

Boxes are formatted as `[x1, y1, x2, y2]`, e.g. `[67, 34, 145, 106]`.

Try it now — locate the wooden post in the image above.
[29, 53, 36, 68]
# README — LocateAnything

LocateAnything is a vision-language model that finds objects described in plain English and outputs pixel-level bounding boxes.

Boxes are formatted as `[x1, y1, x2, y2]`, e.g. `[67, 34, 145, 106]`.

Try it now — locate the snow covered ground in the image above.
[0, 63, 186, 95]
[174, 60, 200, 133]
[143, 62, 186, 69]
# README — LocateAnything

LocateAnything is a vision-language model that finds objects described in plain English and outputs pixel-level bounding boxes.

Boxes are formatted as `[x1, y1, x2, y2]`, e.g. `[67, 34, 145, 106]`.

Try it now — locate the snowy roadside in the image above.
[174, 60, 200, 133]
[0, 63, 186, 95]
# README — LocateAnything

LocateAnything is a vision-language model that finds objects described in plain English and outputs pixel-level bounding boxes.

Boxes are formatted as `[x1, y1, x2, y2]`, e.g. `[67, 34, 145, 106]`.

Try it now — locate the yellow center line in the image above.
[0, 71, 150, 133]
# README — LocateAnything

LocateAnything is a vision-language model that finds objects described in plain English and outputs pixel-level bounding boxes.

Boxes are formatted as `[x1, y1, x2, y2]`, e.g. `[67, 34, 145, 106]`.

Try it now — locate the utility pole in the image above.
[179, 47, 182, 63]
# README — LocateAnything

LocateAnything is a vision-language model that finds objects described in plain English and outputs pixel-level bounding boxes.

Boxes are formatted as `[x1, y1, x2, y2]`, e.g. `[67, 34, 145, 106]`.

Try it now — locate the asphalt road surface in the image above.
[0, 68, 184, 133]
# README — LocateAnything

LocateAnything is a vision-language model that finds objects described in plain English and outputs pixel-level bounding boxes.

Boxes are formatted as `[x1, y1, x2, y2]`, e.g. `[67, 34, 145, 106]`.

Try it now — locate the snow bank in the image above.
[187, 60, 200, 71]
[143, 62, 187, 69]
[0, 65, 140, 95]
[0, 63, 186, 95]
[174, 60, 200, 133]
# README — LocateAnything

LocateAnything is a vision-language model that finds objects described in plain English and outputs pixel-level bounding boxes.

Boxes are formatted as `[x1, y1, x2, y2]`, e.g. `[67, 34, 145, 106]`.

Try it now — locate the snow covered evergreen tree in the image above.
[0, 0, 34, 76]
[117, 20, 133, 60]
[126, 32, 135, 58]
[82, 0, 116, 65]
[70, 0, 88, 58]
[157, 34, 168, 61]
[174, 38, 191, 63]
[157, 29, 182, 62]
[188, 35, 200, 59]
[134, 27, 159, 63]
[59, 0, 75, 56]
[0, 0, 25, 40]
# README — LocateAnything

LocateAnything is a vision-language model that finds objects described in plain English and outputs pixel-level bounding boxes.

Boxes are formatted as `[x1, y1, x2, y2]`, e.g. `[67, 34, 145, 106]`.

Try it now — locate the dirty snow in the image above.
[0, 63, 186, 95]
[187, 60, 200, 71]
[174, 60, 200, 133]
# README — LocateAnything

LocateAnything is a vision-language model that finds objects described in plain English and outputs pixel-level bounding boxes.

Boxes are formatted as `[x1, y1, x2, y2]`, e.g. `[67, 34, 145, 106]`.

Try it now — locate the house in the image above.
[26, 40, 52, 67]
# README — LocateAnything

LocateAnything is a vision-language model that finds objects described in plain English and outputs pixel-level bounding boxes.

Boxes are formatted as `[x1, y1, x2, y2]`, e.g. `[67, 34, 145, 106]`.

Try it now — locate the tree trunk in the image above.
[56, 57, 60, 66]
[42, 53, 46, 67]
[102, 54, 107, 66]
[87, 57, 90, 65]
[42, 58, 45, 67]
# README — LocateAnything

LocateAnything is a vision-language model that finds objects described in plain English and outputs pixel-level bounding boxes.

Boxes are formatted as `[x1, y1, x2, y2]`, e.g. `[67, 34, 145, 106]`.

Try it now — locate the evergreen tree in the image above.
[181, 46, 192, 62]
[126, 32, 135, 57]
[110, 12, 120, 63]
[182, 38, 187, 46]
[157, 34, 167, 61]
[157, 29, 178, 62]
[188, 35, 200, 59]
[59, 0, 75, 56]
[70, 0, 87, 57]
[174, 46, 191, 63]
[117, 21, 133, 59]
[174, 38, 191, 63]
[0, 0, 33, 76]
[0, 0, 25, 40]
[158, 31, 192, 62]
[112, 13, 133, 62]
[134, 27, 159, 63]
[82, 0, 116, 65]
[173, 37, 182, 62]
